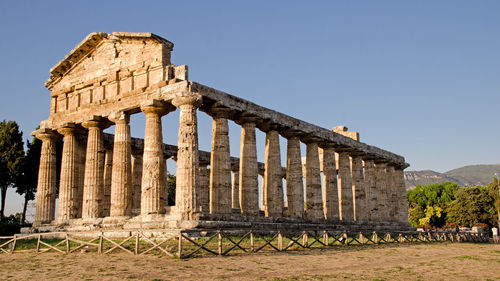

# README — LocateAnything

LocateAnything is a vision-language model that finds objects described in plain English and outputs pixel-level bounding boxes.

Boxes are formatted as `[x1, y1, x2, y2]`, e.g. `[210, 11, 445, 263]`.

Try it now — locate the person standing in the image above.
[492, 227, 499, 244]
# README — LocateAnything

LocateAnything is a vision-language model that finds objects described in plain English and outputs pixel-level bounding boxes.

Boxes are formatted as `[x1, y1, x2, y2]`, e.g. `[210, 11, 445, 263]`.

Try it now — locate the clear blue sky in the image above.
[1, 1, 499, 216]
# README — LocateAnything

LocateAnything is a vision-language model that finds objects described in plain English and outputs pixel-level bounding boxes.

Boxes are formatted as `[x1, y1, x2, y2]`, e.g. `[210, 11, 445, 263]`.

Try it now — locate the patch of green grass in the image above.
[454, 255, 480, 261]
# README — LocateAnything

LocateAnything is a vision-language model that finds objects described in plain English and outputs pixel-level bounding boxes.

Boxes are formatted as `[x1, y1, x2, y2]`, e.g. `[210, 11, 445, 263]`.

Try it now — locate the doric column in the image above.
[109, 112, 132, 217]
[285, 135, 304, 218]
[363, 159, 378, 221]
[199, 163, 210, 213]
[172, 95, 202, 220]
[231, 170, 240, 209]
[263, 129, 283, 217]
[394, 167, 408, 223]
[102, 146, 113, 217]
[131, 152, 143, 213]
[321, 146, 338, 220]
[337, 151, 353, 221]
[305, 141, 322, 219]
[56, 124, 79, 222]
[140, 100, 174, 215]
[75, 136, 87, 218]
[238, 117, 259, 216]
[351, 155, 366, 221]
[81, 117, 108, 220]
[386, 165, 397, 222]
[375, 162, 388, 222]
[209, 109, 232, 214]
[33, 128, 59, 225]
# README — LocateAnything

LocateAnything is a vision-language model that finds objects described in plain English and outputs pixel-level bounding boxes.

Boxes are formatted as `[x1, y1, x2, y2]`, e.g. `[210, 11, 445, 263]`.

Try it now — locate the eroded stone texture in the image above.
[56, 125, 79, 221]
[199, 164, 210, 213]
[173, 96, 201, 220]
[351, 156, 366, 221]
[209, 113, 232, 214]
[231, 171, 240, 209]
[363, 160, 378, 221]
[109, 112, 133, 217]
[131, 153, 143, 213]
[102, 148, 113, 217]
[264, 130, 283, 217]
[321, 147, 338, 220]
[239, 120, 259, 216]
[375, 162, 388, 222]
[394, 168, 408, 223]
[385, 165, 397, 222]
[81, 119, 107, 220]
[286, 137, 304, 218]
[338, 151, 353, 221]
[305, 142, 322, 219]
[34, 130, 59, 224]
[75, 137, 87, 218]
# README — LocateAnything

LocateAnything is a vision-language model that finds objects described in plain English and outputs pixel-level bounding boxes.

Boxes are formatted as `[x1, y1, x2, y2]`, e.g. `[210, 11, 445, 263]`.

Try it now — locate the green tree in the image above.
[16, 137, 41, 224]
[486, 177, 499, 228]
[446, 186, 496, 231]
[167, 173, 176, 206]
[419, 206, 445, 228]
[0, 120, 25, 221]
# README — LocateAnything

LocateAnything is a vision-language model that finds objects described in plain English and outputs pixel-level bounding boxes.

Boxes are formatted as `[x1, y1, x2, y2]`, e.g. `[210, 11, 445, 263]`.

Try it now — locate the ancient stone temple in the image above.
[30, 32, 410, 235]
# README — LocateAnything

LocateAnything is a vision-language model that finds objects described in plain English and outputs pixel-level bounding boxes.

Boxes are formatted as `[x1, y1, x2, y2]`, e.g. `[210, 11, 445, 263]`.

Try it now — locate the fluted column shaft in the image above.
[351, 156, 366, 221]
[141, 103, 169, 215]
[231, 171, 240, 209]
[131, 153, 143, 212]
[56, 126, 79, 221]
[264, 130, 283, 217]
[209, 115, 232, 214]
[305, 142, 322, 219]
[82, 120, 106, 219]
[199, 164, 210, 213]
[322, 147, 338, 220]
[386, 165, 397, 222]
[34, 131, 58, 224]
[102, 148, 113, 216]
[363, 160, 378, 221]
[395, 168, 408, 223]
[286, 136, 304, 218]
[75, 137, 87, 218]
[239, 121, 259, 216]
[338, 151, 353, 221]
[173, 96, 201, 220]
[375, 162, 388, 222]
[110, 114, 132, 217]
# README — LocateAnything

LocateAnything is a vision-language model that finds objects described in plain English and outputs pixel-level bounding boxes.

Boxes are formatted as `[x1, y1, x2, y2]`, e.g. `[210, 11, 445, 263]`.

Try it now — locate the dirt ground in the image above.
[1, 242, 499, 280]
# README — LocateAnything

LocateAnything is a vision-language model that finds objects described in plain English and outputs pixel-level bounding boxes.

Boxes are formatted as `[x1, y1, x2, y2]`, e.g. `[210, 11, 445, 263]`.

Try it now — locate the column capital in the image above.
[108, 111, 130, 124]
[81, 116, 111, 130]
[171, 94, 202, 108]
[33, 128, 60, 141]
[235, 114, 260, 126]
[56, 123, 84, 137]
[208, 107, 233, 119]
[140, 99, 176, 116]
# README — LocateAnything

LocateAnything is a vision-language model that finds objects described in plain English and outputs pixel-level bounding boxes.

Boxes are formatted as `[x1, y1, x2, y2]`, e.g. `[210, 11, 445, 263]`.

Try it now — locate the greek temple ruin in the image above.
[29, 32, 410, 235]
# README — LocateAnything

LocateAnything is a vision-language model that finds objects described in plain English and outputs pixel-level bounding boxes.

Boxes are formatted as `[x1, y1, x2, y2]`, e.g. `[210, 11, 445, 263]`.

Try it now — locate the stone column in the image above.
[385, 165, 397, 222]
[172, 96, 202, 220]
[394, 167, 408, 223]
[305, 141, 322, 219]
[131, 152, 143, 214]
[75, 136, 87, 218]
[209, 109, 232, 214]
[238, 118, 259, 216]
[322, 147, 338, 220]
[263, 130, 283, 217]
[56, 124, 79, 222]
[34, 129, 59, 225]
[231, 170, 240, 209]
[102, 147, 113, 217]
[81, 117, 108, 220]
[140, 100, 173, 215]
[363, 159, 378, 221]
[375, 162, 388, 222]
[285, 136, 304, 218]
[337, 151, 353, 221]
[199, 163, 210, 213]
[351, 155, 366, 221]
[109, 112, 133, 217]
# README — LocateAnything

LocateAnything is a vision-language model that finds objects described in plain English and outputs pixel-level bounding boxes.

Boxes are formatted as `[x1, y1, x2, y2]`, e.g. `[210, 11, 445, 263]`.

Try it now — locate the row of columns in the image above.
[34, 96, 408, 225]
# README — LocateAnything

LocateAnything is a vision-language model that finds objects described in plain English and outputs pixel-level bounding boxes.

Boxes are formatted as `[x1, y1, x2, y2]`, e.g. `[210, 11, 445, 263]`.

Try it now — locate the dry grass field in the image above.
[0, 242, 499, 280]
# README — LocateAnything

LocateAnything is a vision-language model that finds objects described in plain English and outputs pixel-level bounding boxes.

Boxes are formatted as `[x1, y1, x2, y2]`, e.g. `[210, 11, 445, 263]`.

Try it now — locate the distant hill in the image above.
[404, 164, 500, 189]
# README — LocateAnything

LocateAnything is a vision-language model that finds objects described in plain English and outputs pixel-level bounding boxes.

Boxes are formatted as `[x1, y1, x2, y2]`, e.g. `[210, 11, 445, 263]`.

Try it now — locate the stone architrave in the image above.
[238, 118, 259, 216]
[264, 130, 283, 217]
[56, 124, 79, 221]
[305, 142, 322, 219]
[209, 109, 232, 214]
[285, 136, 304, 218]
[131, 153, 143, 212]
[81, 118, 108, 220]
[385, 165, 397, 222]
[199, 164, 210, 213]
[140, 100, 173, 215]
[172, 95, 202, 220]
[322, 147, 339, 220]
[351, 156, 366, 221]
[109, 112, 133, 217]
[363, 159, 378, 221]
[231, 171, 240, 209]
[102, 147, 113, 217]
[338, 151, 353, 221]
[34, 129, 59, 225]
[394, 168, 408, 223]
[375, 162, 388, 222]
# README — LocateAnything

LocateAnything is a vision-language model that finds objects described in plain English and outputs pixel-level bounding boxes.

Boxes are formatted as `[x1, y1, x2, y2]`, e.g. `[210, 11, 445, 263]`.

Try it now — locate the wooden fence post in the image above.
[250, 230, 255, 252]
[98, 232, 103, 254]
[135, 232, 139, 255]
[218, 230, 223, 255]
[66, 233, 70, 253]
[303, 231, 308, 248]
[177, 232, 182, 258]
[373, 232, 378, 244]
[36, 235, 40, 254]
[278, 231, 283, 251]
